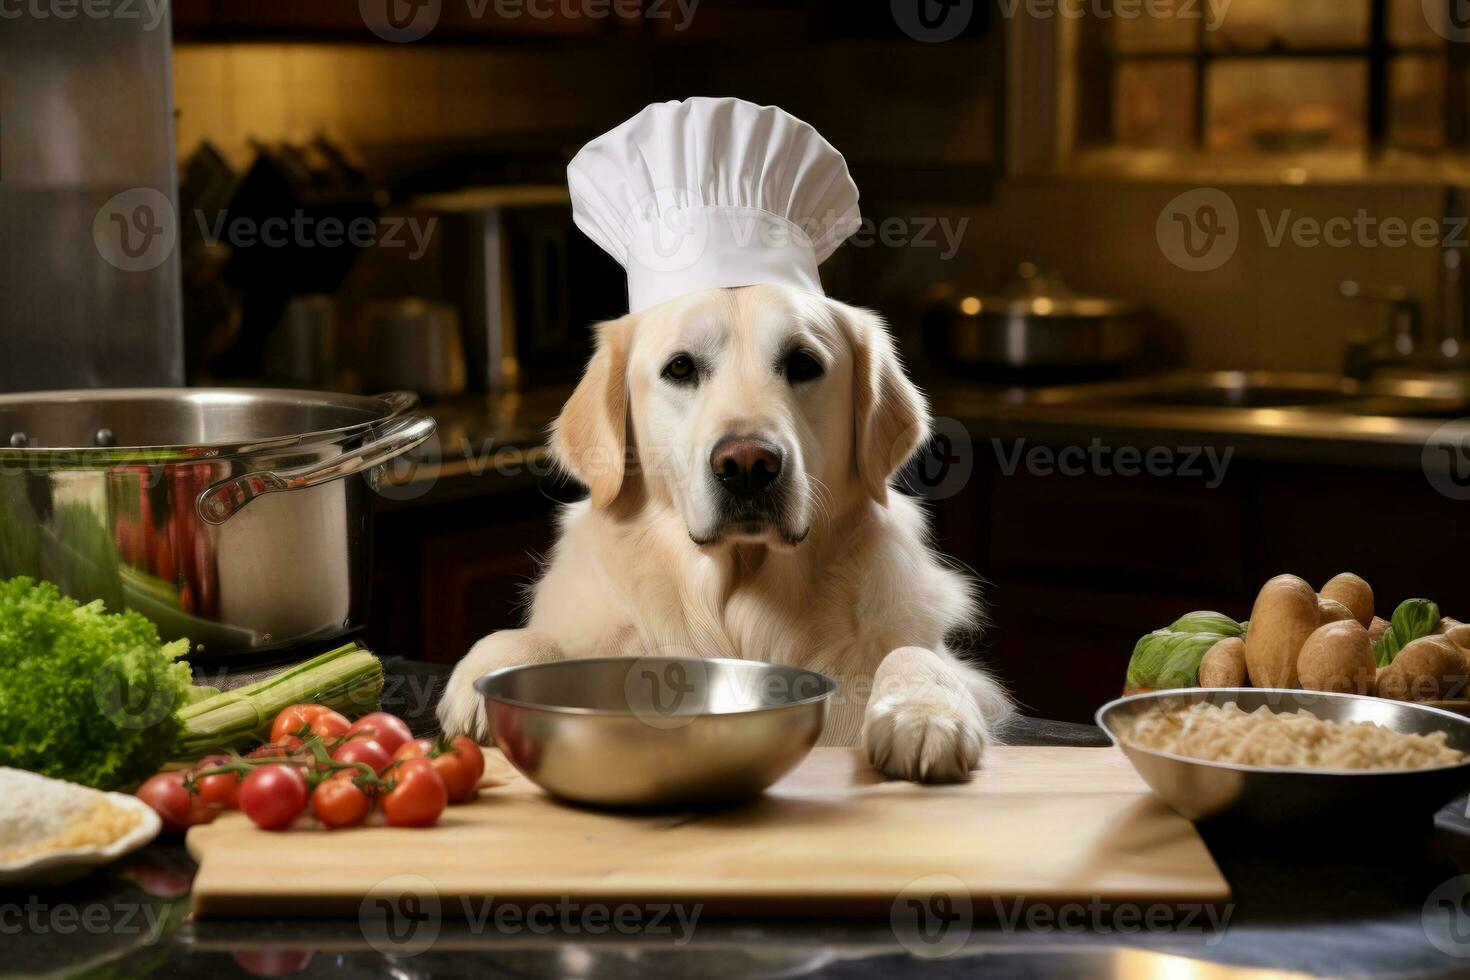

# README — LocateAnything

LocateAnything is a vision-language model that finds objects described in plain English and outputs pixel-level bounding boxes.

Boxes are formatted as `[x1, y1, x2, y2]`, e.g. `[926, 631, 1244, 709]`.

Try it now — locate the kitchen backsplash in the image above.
[171, 42, 654, 164]
[171, 39, 998, 169]
[853, 181, 1448, 376]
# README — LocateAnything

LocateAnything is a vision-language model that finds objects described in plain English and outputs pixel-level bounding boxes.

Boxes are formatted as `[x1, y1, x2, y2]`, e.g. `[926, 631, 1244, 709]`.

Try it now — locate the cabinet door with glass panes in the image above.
[1027, 0, 1466, 179]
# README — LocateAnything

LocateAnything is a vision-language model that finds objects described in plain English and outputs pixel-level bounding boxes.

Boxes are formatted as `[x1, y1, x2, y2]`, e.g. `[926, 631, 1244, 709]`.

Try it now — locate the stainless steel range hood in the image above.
[0, 8, 183, 392]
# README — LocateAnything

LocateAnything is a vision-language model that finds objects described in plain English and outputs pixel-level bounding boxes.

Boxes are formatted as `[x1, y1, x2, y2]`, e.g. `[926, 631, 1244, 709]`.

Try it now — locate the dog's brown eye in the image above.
[784, 349, 824, 384]
[662, 354, 697, 384]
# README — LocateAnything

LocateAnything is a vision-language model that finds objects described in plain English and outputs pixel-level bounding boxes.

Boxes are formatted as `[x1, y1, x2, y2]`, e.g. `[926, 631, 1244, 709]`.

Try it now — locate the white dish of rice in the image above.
[1122, 701, 1467, 772]
[0, 768, 161, 886]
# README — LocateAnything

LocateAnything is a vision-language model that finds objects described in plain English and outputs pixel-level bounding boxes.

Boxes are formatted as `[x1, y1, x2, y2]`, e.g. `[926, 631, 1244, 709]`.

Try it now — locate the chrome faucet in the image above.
[1338, 187, 1470, 380]
[1338, 280, 1420, 380]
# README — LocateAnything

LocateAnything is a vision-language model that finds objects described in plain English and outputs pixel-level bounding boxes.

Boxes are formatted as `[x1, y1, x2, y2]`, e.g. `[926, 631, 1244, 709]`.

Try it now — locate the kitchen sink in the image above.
[1089, 385, 1353, 410]
[1031, 372, 1357, 410]
[1337, 398, 1470, 420]
[1341, 375, 1470, 419]
[1029, 371, 1470, 420]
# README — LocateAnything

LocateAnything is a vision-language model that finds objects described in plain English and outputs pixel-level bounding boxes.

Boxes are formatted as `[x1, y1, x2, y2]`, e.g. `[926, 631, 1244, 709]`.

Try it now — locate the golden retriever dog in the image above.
[437, 283, 1013, 782]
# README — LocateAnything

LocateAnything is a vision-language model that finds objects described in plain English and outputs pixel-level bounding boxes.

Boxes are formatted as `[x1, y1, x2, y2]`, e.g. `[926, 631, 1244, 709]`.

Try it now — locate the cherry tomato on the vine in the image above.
[239, 764, 309, 831]
[332, 738, 393, 775]
[345, 712, 412, 756]
[269, 705, 332, 743]
[311, 772, 372, 829]
[136, 772, 193, 833]
[381, 759, 447, 828]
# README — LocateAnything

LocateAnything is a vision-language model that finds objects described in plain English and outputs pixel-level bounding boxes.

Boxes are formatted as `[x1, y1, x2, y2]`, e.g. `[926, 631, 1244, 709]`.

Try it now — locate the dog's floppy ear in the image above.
[844, 306, 931, 506]
[551, 316, 632, 508]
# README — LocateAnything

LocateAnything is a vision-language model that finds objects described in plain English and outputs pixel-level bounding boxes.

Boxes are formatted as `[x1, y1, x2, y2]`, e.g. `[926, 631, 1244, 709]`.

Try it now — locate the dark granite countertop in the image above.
[9, 659, 1470, 979]
[383, 376, 1447, 509]
[933, 386, 1444, 472]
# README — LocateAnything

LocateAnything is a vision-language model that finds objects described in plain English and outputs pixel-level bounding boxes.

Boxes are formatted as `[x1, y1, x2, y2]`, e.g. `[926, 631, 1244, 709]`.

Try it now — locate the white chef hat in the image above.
[568, 97, 862, 314]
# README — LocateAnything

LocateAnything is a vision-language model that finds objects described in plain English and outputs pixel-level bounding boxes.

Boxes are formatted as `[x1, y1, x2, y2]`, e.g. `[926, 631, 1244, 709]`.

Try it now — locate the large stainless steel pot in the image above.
[924, 263, 1144, 374]
[0, 389, 436, 661]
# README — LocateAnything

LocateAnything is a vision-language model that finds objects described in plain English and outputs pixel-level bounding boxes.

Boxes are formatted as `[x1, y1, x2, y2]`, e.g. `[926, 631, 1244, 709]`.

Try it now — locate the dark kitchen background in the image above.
[5, 0, 1468, 722]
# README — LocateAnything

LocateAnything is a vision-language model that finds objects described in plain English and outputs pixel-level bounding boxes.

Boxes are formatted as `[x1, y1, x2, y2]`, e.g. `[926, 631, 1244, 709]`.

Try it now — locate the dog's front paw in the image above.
[862, 687, 986, 783]
[435, 630, 566, 744]
[436, 664, 491, 744]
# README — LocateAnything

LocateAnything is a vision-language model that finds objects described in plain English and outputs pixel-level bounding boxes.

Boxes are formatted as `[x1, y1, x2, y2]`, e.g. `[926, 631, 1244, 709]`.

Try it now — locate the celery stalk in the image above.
[175, 643, 385, 756]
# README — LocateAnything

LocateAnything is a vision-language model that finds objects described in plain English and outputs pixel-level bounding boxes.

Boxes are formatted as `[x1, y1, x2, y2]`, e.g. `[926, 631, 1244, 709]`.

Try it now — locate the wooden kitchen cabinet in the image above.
[984, 466, 1246, 594]
[366, 484, 560, 665]
[417, 515, 554, 661]
[985, 582, 1240, 724]
[1246, 466, 1470, 603]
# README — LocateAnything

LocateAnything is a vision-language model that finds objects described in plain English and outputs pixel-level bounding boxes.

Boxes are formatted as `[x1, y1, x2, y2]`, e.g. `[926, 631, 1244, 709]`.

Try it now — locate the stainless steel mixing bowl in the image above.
[1098, 688, 1470, 826]
[475, 657, 836, 807]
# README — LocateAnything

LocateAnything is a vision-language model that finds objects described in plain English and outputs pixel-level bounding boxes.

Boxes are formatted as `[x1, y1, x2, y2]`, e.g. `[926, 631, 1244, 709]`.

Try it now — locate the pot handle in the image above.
[196, 414, 437, 525]
[375, 390, 421, 418]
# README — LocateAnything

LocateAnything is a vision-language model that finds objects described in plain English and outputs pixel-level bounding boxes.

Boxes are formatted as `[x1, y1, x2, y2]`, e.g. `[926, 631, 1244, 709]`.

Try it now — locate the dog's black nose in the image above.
[710, 436, 783, 495]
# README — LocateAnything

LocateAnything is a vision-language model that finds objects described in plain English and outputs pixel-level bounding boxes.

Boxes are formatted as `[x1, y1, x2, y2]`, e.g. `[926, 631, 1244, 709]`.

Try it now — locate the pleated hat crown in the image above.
[568, 98, 862, 314]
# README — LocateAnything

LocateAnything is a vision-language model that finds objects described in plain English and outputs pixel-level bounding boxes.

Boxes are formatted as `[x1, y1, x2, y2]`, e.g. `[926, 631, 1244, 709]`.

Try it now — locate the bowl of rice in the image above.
[0, 768, 161, 886]
[1097, 689, 1470, 826]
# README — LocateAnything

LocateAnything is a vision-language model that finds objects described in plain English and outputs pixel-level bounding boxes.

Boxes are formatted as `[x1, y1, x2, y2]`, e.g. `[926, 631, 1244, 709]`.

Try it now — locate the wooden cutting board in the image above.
[187, 746, 1228, 917]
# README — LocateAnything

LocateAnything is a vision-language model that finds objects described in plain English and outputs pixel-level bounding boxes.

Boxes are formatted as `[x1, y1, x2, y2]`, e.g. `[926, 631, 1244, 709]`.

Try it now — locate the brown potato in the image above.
[1198, 637, 1247, 688]
[1437, 617, 1464, 636]
[1319, 573, 1374, 629]
[1376, 636, 1469, 702]
[1297, 621, 1375, 695]
[1244, 575, 1319, 688]
[1317, 597, 1355, 625]
[1445, 624, 1470, 652]
[1369, 616, 1391, 645]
